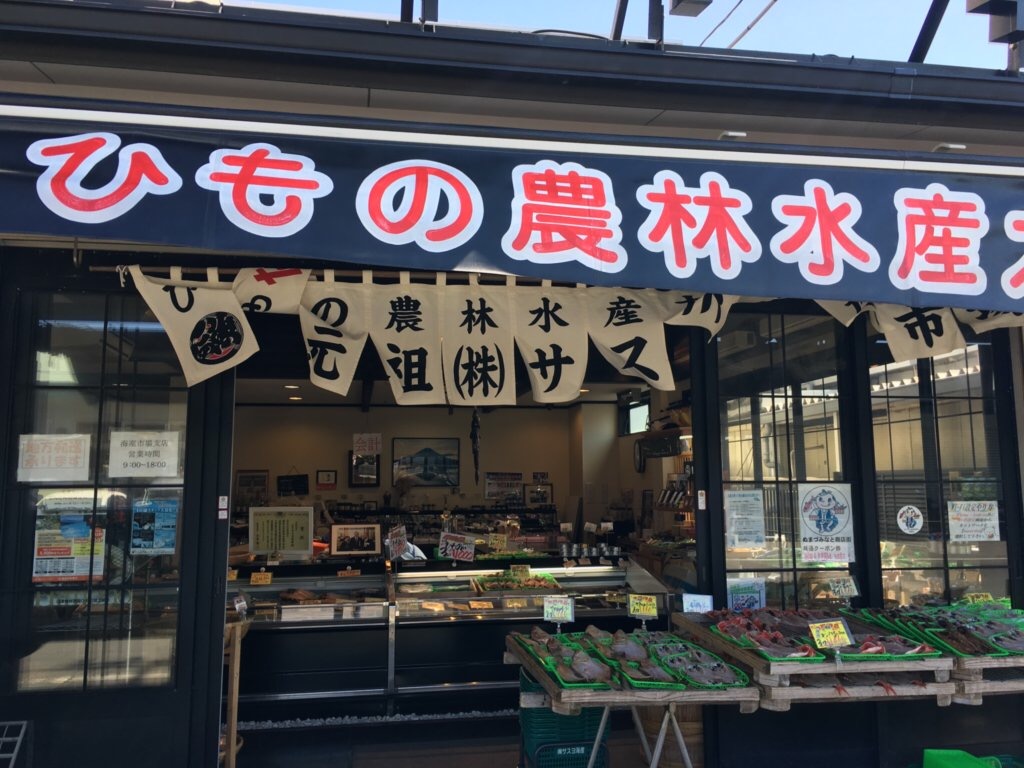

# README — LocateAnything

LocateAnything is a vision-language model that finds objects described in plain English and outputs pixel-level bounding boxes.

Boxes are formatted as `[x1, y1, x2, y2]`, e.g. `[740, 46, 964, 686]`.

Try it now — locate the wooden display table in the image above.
[952, 653, 1024, 705]
[504, 635, 759, 768]
[672, 613, 956, 712]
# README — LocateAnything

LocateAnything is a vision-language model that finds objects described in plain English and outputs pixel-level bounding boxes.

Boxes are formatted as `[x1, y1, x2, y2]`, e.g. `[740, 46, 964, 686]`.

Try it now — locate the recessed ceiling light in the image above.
[579, 388, 591, 393]
[284, 384, 300, 390]
[288, 396, 303, 401]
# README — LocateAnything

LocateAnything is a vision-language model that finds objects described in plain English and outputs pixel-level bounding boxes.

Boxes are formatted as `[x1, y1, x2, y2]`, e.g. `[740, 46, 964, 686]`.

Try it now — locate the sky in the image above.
[237, 0, 1013, 70]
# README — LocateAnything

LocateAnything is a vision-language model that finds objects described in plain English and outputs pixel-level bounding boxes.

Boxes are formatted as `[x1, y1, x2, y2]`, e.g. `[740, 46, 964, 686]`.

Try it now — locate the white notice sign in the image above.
[109, 431, 180, 478]
[947, 500, 1000, 542]
[18, 434, 91, 482]
[724, 489, 766, 548]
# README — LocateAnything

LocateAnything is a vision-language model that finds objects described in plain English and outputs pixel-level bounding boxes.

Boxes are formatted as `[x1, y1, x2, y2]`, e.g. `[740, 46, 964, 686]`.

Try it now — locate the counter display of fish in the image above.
[856, 605, 1024, 656]
[512, 625, 750, 689]
[706, 607, 939, 661]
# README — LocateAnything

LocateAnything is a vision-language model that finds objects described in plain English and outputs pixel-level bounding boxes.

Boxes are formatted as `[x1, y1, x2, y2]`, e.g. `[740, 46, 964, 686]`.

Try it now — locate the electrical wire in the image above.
[700, 0, 745, 47]
[727, 0, 778, 49]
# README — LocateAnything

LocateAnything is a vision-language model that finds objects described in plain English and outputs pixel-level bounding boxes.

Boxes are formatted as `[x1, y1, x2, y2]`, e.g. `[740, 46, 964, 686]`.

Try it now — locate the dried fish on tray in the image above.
[473, 572, 561, 596]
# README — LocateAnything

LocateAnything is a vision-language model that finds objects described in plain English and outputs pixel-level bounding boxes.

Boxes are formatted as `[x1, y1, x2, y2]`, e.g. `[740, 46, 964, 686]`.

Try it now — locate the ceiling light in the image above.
[288, 396, 303, 401]
[284, 384, 300, 390]
[718, 131, 748, 141]
[932, 142, 967, 152]
[579, 388, 591, 393]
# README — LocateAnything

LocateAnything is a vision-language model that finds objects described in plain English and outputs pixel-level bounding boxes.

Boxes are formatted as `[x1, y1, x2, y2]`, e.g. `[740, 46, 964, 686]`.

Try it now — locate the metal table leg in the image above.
[636, 703, 694, 768]
[585, 706, 611, 768]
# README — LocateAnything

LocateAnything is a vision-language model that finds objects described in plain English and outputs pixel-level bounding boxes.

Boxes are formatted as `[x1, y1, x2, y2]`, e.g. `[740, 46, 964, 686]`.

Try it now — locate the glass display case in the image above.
[228, 566, 388, 624]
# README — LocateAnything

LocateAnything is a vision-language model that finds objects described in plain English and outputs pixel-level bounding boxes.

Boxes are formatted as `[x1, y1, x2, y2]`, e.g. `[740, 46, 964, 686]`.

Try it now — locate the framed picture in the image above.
[330, 523, 382, 556]
[276, 473, 309, 497]
[524, 483, 553, 507]
[348, 452, 380, 488]
[316, 469, 337, 491]
[392, 438, 459, 488]
[363, 501, 378, 511]
[234, 469, 269, 507]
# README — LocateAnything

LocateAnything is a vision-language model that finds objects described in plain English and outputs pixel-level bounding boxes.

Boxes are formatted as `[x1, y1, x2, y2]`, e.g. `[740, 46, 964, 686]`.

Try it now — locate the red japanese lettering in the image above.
[503, 160, 626, 272]
[890, 183, 988, 295]
[356, 160, 482, 252]
[1000, 211, 1024, 299]
[27, 132, 182, 224]
[252, 267, 305, 285]
[637, 170, 759, 280]
[770, 179, 880, 285]
[196, 143, 333, 238]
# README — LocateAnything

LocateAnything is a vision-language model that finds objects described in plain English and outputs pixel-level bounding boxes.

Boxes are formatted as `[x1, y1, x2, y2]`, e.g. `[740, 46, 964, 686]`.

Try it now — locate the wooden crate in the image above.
[952, 653, 1024, 705]
[672, 613, 956, 712]
[503, 635, 760, 715]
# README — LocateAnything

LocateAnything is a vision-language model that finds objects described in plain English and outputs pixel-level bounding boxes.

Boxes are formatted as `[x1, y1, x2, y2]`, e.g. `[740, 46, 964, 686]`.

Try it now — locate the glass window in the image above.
[13, 293, 186, 692]
[720, 312, 849, 609]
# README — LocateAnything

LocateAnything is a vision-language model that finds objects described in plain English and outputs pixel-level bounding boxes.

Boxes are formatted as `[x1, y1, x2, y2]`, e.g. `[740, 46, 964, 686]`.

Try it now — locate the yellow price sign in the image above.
[963, 592, 995, 604]
[628, 593, 658, 619]
[249, 571, 273, 586]
[488, 533, 508, 551]
[808, 619, 852, 649]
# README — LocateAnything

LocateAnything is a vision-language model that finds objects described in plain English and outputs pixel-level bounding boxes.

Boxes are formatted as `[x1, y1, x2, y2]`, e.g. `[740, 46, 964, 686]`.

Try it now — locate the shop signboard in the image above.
[8, 106, 1024, 314]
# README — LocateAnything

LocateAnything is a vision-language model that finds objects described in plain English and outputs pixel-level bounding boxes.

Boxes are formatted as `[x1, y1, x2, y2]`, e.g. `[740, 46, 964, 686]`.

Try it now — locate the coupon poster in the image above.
[32, 508, 106, 583]
[130, 498, 179, 555]
[798, 483, 856, 563]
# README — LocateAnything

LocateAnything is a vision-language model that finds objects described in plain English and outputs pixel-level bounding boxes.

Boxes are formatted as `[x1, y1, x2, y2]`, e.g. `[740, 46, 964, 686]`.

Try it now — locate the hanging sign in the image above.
[109, 430, 180, 478]
[299, 276, 370, 397]
[798, 483, 856, 563]
[512, 286, 589, 403]
[627, 593, 659, 619]
[232, 267, 311, 314]
[441, 281, 517, 406]
[586, 288, 676, 391]
[869, 303, 966, 364]
[808, 618, 853, 649]
[543, 595, 575, 625]
[17, 433, 91, 482]
[947, 500, 1000, 542]
[663, 293, 740, 336]
[438, 532, 475, 562]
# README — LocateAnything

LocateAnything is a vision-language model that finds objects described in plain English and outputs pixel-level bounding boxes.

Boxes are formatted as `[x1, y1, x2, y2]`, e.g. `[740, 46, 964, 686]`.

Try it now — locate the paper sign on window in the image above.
[18, 434, 91, 483]
[109, 430, 180, 478]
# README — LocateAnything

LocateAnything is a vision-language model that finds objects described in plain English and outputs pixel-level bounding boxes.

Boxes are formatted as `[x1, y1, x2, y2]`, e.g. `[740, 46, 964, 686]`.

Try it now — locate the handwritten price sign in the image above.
[628, 594, 658, 619]
[543, 595, 575, 625]
[488, 533, 508, 551]
[438, 532, 475, 562]
[808, 619, 853, 649]
[828, 576, 860, 598]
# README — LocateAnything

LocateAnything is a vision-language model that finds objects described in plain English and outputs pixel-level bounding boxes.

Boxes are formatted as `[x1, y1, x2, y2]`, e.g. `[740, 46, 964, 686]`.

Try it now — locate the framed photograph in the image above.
[392, 438, 459, 488]
[524, 483, 553, 507]
[330, 523, 382, 556]
[316, 469, 337, 491]
[363, 501, 378, 511]
[276, 473, 309, 497]
[234, 469, 269, 507]
[349, 452, 381, 488]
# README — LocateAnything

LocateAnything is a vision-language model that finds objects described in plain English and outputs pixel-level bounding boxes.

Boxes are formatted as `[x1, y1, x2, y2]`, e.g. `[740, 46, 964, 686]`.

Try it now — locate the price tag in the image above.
[681, 593, 713, 613]
[249, 571, 273, 586]
[438, 532, 475, 562]
[828, 576, 860, 598]
[583, 521, 598, 533]
[964, 592, 995, 604]
[232, 595, 248, 616]
[543, 595, 575, 625]
[509, 564, 531, 578]
[808, 618, 853, 649]
[488, 533, 508, 551]
[600, 521, 614, 532]
[387, 525, 408, 560]
[226, 569, 239, 582]
[628, 594, 658, 619]
[559, 522, 573, 533]
[577, 557, 592, 566]
[337, 569, 362, 578]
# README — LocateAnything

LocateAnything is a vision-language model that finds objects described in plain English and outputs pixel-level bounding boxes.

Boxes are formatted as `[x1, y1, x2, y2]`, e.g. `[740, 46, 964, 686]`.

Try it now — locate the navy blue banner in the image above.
[4, 106, 1024, 312]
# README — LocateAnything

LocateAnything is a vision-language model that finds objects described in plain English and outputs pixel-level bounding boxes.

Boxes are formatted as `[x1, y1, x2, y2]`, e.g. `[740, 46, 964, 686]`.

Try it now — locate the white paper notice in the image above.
[947, 500, 1000, 542]
[724, 489, 766, 548]
[108, 431, 180, 478]
[18, 434, 91, 482]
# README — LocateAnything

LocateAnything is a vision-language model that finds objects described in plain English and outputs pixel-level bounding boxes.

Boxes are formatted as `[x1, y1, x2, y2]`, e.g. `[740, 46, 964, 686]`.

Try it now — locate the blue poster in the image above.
[131, 498, 179, 555]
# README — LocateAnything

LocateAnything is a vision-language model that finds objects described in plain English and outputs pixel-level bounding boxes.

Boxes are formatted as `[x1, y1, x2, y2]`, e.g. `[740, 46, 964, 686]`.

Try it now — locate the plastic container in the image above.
[618, 660, 687, 690]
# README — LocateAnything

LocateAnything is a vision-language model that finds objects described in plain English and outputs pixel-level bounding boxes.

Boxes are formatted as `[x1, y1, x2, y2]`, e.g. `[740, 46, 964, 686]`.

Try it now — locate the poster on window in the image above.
[108, 431, 180, 478]
[130, 497, 179, 555]
[726, 578, 766, 611]
[947, 500, 1000, 542]
[724, 489, 767, 548]
[17, 433, 91, 483]
[32, 505, 105, 583]
[798, 483, 855, 563]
